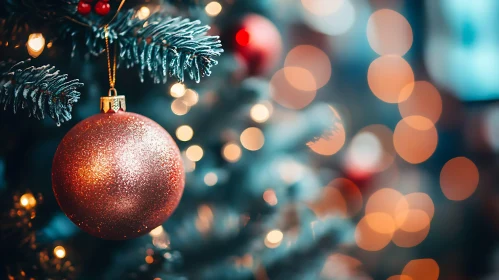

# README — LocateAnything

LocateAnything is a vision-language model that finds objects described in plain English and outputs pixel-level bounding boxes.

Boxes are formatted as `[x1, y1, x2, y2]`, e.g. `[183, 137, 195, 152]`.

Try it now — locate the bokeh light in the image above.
[367, 9, 413, 56]
[181, 89, 199, 107]
[186, 145, 203, 162]
[250, 103, 271, 123]
[358, 124, 395, 172]
[395, 209, 430, 232]
[398, 81, 442, 129]
[176, 125, 193, 141]
[402, 259, 439, 280]
[368, 55, 415, 103]
[393, 116, 438, 164]
[240, 127, 265, 151]
[263, 189, 278, 206]
[301, 0, 344, 16]
[20, 193, 37, 209]
[355, 214, 393, 251]
[149, 225, 164, 237]
[136, 6, 150, 20]
[440, 157, 479, 201]
[204, 172, 218, 186]
[222, 142, 242, 162]
[302, 0, 355, 36]
[265, 229, 283, 248]
[397, 192, 435, 220]
[284, 45, 331, 90]
[171, 99, 190, 115]
[387, 276, 414, 280]
[205, 1, 222, 17]
[344, 131, 383, 176]
[365, 212, 397, 234]
[27, 33, 45, 58]
[366, 188, 406, 218]
[392, 225, 430, 248]
[270, 68, 316, 109]
[307, 106, 346, 156]
[321, 253, 363, 279]
[170, 83, 186, 98]
[53, 246, 66, 259]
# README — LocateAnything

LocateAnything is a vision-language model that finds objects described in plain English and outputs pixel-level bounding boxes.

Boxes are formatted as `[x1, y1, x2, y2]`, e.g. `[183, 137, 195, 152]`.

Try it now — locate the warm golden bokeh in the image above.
[171, 99, 190, 115]
[204, 172, 218, 186]
[367, 9, 413, 56]
[20, 193, 37, 209]
[250, 103, 271, 123]
[186, 145, 204, 162]
[387, 275, 414, 280]
[402, 259, 439, 280]
[393, 116, 438, 164]
[181, 89, 199, 106]
[170, 83, 186, 98]
[440, 157, 479, 201]
[397, 192, 435, 220]
[301, 0, 345, 16]
[282, 67, 317, 91]
[284, 45, 331, 90]
[270, 68, 316, 109]
[240, 127, 265, 151]
[398, 81, 442, 129]
[392, 225, 430, 248]
[265, 230, 283, 248]
[355, 214, 393, 251]
[205, 1, 222, 17]
[368, 55, 414, 103]
[222, 142, 242, 162]
[53, 246, 66, 259]
[365, 212, 397, 234]
[263, 189, 278, 206]
[176, 125, 194, 141]
[136, 6, 151, 20]
[366, 188, 406, 218]
[395, 209, 430, 232]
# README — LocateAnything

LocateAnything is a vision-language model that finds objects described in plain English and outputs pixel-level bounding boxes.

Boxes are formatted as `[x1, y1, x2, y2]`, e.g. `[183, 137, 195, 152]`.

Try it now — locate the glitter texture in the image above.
[52, 111, 185, 240]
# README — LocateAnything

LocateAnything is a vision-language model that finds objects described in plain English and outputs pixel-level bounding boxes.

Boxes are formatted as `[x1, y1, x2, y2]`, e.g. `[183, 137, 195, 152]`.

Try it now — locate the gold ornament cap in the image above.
[100, 88, 126, 113]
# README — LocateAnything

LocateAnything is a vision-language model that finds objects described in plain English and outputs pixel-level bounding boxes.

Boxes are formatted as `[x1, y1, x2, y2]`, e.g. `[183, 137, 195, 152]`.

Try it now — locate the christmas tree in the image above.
[1, 0, 498, 279]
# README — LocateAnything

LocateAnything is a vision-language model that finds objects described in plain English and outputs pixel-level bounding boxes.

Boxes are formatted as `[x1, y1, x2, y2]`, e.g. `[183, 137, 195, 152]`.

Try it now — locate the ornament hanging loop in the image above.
[108, 87, 118, 97]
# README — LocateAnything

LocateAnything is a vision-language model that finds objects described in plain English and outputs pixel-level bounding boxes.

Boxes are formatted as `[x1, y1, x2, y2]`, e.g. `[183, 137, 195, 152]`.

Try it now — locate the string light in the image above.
[136, 6, 151, 20]
[26, 33, 45, 58]
[20, 193, 36, 209]
[186, 145, 203, 162]
[170, 83, 186, 98]
[53, 246, 66, 259]
[176, 125, 194, 141]
[204, 172, 218, 186]
[222, 142, 242, 162]
[205, 1, 222, 17]
[250, 104, 270, 123]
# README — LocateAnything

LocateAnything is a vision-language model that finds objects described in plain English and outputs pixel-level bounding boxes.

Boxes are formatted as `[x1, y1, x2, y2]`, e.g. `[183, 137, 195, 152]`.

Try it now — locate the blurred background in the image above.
[1, 0, 499, 279]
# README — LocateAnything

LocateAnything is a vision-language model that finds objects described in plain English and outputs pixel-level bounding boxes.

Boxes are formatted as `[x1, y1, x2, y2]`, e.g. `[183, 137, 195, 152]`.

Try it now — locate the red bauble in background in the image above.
[94, 1, 111, 16]
[233, 14, 282, 76]
[52, 99, 184, 240]
[77, 1, 92, 15]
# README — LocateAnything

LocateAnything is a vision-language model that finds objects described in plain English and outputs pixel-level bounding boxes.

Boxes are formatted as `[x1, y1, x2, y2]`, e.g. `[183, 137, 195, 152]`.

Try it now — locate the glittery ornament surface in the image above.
[52, 111, 184, 240]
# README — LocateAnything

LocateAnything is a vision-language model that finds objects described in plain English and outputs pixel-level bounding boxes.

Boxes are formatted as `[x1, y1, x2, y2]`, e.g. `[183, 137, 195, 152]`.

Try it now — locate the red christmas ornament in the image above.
[94, 1, 111, 16]
[77, 1, 92, 15]
[52, 94, 185, 240]
[233, 14, 282, 76]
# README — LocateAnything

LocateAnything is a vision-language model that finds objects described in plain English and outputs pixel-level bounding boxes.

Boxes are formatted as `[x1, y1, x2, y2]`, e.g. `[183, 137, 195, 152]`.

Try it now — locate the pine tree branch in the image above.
[66, 9, 223, 84]
[0, 59, 83, 125]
